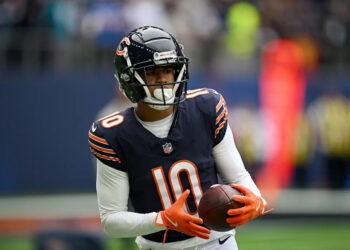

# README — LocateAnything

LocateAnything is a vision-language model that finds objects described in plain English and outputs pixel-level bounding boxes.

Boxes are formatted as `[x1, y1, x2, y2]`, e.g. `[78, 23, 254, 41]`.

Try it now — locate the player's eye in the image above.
[163, 68, 173, 74]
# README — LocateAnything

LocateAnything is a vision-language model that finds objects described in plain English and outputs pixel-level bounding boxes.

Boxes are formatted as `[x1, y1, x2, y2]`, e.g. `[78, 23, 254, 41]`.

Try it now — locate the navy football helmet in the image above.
[114, 26, 189, 110]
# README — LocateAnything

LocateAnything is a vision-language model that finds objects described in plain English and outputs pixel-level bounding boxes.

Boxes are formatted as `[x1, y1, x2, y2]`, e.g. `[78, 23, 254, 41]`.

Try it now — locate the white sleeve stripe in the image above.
[90, 148, 121, 162]
[89, 131, 108, 145]
[89, 141, 116, 154]
[186, 89, 210, 99]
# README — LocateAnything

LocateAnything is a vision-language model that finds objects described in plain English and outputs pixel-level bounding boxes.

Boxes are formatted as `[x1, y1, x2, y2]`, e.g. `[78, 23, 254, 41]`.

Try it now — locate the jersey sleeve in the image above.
[88, 122, 125, 171]
[211, 89, 229, 146]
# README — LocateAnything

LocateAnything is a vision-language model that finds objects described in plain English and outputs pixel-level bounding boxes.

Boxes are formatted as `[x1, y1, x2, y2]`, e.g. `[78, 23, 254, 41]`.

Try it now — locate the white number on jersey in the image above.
[152, 160, 204, 215]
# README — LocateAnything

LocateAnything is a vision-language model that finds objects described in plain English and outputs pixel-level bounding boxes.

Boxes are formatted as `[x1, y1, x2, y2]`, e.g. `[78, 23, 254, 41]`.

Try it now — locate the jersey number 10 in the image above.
[152, 160, 204, 215]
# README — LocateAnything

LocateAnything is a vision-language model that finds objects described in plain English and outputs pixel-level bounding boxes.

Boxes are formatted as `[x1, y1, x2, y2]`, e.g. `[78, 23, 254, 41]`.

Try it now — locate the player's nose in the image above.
[156, 73, 172, 88]
[156, 71, 168, 82]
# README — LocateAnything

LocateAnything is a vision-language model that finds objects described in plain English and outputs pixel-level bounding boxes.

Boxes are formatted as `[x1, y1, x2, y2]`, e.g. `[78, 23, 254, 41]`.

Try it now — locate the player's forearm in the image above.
[229, 172, 261, 196]
[96, 161, 166, 238]
[101, 211, 164, 238]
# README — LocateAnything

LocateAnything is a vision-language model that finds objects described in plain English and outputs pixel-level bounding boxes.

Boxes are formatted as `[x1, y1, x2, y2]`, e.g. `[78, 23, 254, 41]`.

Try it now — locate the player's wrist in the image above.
[155, 211, 167, 227]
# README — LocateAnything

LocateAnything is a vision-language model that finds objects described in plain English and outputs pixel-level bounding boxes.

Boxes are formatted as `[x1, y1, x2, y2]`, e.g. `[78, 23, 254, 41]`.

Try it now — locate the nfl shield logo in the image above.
[162, 142, 173, 154]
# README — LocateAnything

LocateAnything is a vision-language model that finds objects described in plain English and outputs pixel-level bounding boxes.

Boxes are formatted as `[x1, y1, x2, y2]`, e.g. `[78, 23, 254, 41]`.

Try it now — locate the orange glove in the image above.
[155, 189, 210, 243]
[226, 184, 273, 227]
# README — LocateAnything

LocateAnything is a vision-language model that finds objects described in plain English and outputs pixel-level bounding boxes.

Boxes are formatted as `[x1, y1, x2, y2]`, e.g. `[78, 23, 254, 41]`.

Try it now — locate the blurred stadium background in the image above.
[0, 0, 350, 249]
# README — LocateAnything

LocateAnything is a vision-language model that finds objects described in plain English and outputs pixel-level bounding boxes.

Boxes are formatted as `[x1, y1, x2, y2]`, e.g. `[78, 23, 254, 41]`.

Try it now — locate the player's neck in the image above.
[135, 102, 174, 122]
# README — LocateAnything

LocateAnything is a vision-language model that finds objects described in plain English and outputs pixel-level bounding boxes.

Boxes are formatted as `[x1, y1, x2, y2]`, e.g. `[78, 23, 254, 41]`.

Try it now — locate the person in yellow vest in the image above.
[308, 92, 350, 189]
[292, 113, 316, 188]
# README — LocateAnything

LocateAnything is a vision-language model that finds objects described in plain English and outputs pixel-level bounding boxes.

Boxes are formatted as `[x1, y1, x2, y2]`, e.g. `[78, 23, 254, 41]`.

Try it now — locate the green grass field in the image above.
[237, 218, 350, 250]
[0, 218, 349, 250]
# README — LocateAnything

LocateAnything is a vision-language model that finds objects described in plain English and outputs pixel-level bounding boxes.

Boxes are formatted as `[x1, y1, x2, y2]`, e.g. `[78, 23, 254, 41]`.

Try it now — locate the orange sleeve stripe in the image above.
[90, 148, 121, 163]
[215, 110, 228, 137]
[216, 106, 227, 124]
[216, 96, 224, 112]
[89, 141, 116, 154]
[215, 119, 227, 137]
[89, 131, 108, 145]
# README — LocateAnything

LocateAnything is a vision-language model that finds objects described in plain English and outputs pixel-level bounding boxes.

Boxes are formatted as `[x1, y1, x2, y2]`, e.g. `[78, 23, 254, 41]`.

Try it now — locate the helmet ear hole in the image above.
[125, 87, 136, 102]
[123, 84, 144, 103]
[121, 73, 131, 82]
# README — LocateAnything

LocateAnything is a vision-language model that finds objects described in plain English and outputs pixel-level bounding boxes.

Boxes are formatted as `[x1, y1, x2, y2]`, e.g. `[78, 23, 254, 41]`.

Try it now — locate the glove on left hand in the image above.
[226, 184, 273, 227]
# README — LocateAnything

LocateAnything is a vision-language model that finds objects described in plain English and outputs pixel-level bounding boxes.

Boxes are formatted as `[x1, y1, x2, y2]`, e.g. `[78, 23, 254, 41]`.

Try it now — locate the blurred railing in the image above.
[0, 27, 121, 72]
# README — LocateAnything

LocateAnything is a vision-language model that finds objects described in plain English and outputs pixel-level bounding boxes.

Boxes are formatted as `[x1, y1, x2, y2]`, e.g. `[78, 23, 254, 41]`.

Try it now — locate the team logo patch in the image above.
[91, 123, 97, 132]
[116, 37, 130, 55]
[162, 142, 173, 154]
[154, 50, 177, 60]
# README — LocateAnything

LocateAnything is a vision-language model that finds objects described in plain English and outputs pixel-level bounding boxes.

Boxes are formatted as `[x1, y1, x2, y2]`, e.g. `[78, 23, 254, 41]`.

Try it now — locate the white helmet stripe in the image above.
[136, 72, 153, 99]
[173, 64, 186, 94]
[176, 64, 186, 82]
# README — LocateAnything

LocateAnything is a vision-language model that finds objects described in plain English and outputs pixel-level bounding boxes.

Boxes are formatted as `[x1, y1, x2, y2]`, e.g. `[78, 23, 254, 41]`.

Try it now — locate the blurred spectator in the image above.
[122, 0, 173, 33]
[80, 0, 126, 45]
[166, 0, 223, 74]
[293, 35, 321, 74]
[308, 91, 350, 189]
[79, 0, 126, 70]
[291, 113, 316, 188]
[321, 0, 350, 68]
[44, 0, 80, 40]
[229, 104, 265, 178]
[42, 0, 80, 70]
[0, 0, 349, 72]
[2, 0, 49, 70]
[224, 2, 260, 59]
[257, 0, 321, 39]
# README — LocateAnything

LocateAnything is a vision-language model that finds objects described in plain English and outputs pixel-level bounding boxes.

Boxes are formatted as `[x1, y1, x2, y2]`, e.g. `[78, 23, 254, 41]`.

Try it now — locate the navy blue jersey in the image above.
[88, 88, 228, 243]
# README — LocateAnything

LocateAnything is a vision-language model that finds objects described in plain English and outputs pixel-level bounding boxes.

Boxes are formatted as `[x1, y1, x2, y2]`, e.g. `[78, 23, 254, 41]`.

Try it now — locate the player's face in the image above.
[141, 67, 175, 95]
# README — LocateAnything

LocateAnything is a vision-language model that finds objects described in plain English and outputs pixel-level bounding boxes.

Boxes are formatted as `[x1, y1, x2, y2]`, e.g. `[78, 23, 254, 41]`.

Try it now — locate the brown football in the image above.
[198, 184, 244, 231]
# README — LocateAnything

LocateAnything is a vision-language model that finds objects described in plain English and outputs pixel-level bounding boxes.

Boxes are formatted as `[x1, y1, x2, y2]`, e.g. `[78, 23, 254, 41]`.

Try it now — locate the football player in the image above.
[88, 26, 271, 250]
